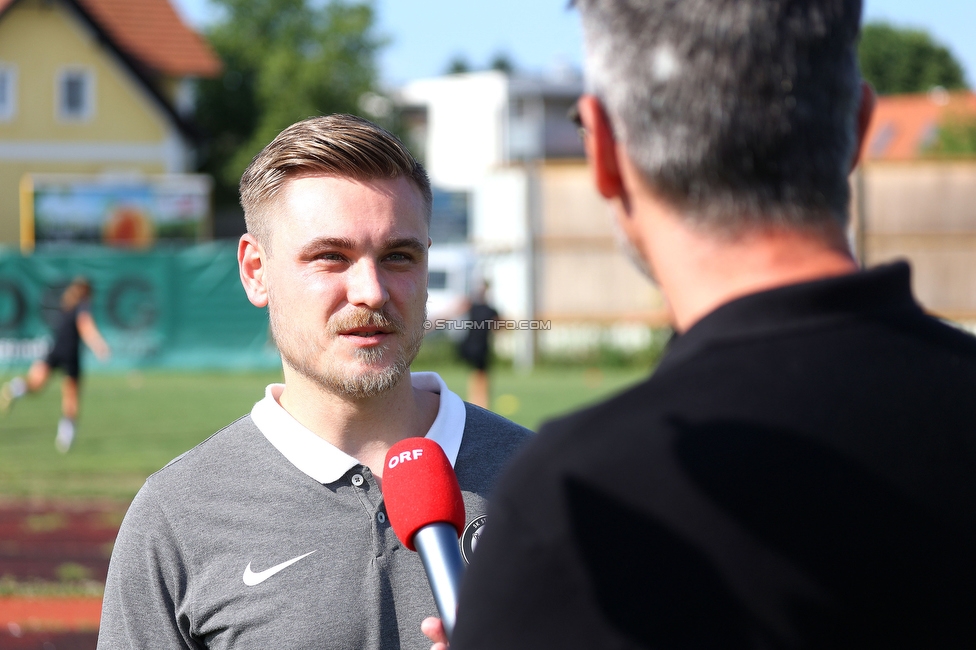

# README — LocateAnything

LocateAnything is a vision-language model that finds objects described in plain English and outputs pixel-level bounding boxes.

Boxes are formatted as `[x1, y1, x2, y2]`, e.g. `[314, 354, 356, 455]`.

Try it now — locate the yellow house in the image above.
[0, 0, 221, 247]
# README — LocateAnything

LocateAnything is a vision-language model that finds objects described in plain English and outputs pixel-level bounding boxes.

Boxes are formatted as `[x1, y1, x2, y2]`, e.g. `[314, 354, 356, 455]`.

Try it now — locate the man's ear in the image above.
[850, 81, 877, 172]
[239, 234, 269, 308]
[578, 95, 625, 200]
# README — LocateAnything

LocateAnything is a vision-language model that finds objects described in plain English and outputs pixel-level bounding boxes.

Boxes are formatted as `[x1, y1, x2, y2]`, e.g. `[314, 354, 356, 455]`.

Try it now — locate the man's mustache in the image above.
[329, 309, 405, 336]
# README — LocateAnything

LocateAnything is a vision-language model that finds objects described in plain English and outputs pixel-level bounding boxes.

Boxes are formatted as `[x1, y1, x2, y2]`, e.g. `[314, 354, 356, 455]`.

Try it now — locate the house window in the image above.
[57, 67, 95, 121]
[0, 65, 16, 121]
[428, 270, 449, 290]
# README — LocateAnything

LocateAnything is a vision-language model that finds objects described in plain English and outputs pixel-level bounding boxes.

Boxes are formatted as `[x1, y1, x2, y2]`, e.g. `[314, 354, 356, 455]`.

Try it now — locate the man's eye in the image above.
[386, 253, 411, 262]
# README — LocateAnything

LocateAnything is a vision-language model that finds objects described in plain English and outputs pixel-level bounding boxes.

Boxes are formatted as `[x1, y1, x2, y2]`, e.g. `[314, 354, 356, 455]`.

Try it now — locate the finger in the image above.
[421, 616, 448, 646]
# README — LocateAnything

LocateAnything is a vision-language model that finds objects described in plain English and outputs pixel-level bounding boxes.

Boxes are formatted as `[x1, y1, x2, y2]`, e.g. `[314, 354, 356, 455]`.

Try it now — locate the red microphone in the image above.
[384, 437, 466, 639]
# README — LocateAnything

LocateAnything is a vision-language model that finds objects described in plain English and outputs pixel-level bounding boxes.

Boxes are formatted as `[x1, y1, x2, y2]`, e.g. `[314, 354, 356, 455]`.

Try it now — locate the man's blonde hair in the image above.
[239, 114, 432, 247]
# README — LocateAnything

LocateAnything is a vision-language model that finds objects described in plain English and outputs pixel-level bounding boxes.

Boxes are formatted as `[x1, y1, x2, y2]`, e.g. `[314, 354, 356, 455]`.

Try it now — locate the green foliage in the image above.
[194, 0, 387, 207]
[445, 54, 471, 75]
[928, 116, 976, 156]
[444, 52, 519, 76]
[858, 22, 968, 95]
[489, 52, 515, 74]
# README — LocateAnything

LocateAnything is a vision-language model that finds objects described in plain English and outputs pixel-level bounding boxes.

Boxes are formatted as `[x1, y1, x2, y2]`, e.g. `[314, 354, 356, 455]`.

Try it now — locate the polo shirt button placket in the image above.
[351, 473, 365, 487]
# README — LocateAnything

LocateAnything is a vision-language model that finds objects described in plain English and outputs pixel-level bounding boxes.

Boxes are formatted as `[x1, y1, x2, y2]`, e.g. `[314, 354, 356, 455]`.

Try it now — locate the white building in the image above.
[398, 69, 592, 366]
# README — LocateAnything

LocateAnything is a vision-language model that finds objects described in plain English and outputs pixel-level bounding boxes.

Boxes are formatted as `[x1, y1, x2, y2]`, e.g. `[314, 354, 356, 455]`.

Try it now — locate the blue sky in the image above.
[171, 0, 976, 88]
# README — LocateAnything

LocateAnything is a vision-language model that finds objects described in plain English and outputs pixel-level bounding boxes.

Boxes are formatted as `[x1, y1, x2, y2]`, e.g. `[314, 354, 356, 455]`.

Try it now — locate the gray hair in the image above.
[240, 114, 432, 247]
[576, 0, 863, 233]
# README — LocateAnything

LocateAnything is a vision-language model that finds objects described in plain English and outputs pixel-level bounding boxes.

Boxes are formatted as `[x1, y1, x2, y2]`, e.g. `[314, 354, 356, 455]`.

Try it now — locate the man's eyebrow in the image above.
[298, 237, 356, 257]
[297, 236, 427, 257]
[384, 237, 427, 254]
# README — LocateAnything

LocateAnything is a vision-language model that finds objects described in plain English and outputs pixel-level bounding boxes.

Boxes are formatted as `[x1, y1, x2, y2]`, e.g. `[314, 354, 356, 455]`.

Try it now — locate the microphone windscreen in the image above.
[383, 437, 466, 551]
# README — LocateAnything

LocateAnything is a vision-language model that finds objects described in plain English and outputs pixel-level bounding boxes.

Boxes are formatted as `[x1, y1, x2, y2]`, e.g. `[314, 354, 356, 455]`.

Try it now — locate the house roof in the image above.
[0, 0, 220, 78]
[77, 0, 221, 78]
[0, 0, 222, 139]
[863, 91, 976, 161]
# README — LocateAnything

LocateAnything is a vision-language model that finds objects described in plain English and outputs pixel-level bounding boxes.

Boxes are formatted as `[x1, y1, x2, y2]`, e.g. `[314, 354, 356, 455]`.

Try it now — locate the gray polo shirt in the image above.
[98, 372, 531, 650]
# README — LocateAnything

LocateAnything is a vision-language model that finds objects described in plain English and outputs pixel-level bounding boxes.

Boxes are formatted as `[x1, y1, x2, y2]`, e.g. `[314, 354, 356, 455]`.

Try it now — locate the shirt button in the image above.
[351, 474, 364, 487]
[377, 512, 387, 524]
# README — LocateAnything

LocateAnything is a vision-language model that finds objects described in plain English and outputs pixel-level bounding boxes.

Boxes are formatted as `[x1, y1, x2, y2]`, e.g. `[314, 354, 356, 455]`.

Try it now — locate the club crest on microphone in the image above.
[460, 515, 487, 565]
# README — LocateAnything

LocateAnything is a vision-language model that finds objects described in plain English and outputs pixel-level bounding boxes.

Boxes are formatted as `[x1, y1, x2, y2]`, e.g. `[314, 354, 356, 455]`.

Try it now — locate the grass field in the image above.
[0, 359, 650, 502]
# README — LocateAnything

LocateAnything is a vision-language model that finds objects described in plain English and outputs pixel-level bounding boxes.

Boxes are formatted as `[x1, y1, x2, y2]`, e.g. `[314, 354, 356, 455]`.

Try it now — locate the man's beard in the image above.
[269, 300, 426, 400]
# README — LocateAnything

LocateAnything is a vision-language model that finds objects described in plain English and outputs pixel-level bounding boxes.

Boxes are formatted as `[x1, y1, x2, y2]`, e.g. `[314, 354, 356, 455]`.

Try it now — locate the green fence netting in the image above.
[0, 243, 280, 371]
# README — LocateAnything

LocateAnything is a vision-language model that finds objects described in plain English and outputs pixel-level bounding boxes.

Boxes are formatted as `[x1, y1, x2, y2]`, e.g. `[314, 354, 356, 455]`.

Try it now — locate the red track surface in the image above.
[0, 596, 101, 629]
[0, 501, 124, 582]
[0, 629, 100, 650]
[0, 500, 127, 649]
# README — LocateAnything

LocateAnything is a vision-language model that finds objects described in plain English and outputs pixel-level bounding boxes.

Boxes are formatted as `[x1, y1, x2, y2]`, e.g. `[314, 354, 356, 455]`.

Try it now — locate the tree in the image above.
[194, 0, 386, 210]
[445, 54, 471, 75]
[489, 52, 515, 74]
[928, 115, 976, 156]
[858, 22, 968, 95]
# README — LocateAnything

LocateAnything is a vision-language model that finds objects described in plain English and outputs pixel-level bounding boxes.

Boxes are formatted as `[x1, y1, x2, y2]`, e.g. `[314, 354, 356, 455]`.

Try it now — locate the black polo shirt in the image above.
[453, 262, 976, 650]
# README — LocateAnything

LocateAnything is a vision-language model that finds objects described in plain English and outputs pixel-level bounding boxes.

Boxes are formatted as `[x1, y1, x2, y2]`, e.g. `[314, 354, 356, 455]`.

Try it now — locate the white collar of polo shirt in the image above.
[250, 371, 466, 484]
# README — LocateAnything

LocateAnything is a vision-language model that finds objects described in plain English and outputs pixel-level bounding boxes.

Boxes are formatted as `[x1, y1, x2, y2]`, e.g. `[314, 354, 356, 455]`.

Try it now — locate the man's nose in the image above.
[346, 260, 390, 309]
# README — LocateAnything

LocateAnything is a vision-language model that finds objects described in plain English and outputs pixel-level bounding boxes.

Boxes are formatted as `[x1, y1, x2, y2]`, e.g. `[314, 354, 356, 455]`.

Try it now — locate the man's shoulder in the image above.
[117, 415, 263, 537]
[480, 375, 660, 492]
[454, 403, 533, 488]
[145, 415, 263, 489]
[125, 414, 289, 533]
[463, 403, 532, 439]
[523, 295, 976, 472]
[461, 402, 532, 458]
[461, 403, 533, 458]
[536, 376, 660, 454]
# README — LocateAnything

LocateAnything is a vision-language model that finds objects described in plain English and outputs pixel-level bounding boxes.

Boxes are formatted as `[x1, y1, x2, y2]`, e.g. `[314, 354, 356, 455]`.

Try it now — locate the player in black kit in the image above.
[457, 283, 499, 409]
[1, 277, 110, 452]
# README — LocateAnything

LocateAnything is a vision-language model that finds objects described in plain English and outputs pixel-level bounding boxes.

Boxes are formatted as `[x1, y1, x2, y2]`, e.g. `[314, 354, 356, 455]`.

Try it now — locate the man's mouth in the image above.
[331, 310, 404, 341]
[340, 325, 395, 339]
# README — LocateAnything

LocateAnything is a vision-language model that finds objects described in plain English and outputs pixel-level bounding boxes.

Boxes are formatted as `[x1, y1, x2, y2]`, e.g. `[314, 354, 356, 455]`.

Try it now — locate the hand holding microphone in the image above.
[383, 437, 467, 640]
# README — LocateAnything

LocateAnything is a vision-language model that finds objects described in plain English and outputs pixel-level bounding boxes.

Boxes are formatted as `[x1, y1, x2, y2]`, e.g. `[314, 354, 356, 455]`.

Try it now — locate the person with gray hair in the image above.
[98, 114, 530, 650]
[433, 1, 976, 648]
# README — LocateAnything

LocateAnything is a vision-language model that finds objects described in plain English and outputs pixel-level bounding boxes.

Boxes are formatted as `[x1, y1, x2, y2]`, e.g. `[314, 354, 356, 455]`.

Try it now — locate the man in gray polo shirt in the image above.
[97, 114, 531, 650]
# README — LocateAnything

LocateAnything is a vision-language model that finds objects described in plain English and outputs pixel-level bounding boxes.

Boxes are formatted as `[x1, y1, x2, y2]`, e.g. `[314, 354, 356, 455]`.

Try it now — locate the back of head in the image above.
[239, 114, 432, 247]
[576, 0, 863, 234]
[61, 277, 92, 310]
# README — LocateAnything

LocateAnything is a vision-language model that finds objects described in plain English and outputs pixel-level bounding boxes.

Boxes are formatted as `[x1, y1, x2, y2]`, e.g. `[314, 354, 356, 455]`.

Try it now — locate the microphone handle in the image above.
[414, 522, 466, 639]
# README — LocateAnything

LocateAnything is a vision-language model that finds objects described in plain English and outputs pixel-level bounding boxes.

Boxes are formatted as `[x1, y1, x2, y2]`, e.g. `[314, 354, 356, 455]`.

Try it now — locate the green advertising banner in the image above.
[0, 243, 280, 371]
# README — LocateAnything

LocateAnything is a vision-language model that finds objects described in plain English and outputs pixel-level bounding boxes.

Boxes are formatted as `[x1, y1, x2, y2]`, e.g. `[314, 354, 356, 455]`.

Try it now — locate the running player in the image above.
[1, 277, 110, 452]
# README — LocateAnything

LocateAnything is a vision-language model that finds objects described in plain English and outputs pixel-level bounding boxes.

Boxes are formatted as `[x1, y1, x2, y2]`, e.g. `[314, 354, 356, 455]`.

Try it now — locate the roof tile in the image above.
[76, 0, 221, 78]
[863, 91, 976, 161]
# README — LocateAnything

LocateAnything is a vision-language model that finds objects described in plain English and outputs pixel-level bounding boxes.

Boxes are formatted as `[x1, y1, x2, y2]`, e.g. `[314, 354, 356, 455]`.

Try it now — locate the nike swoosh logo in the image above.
[242, 550, 316, 586]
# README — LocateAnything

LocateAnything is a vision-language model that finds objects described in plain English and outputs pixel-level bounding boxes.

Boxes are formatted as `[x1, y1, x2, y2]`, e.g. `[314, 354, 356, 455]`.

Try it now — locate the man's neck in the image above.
[627, 196, 857, 333]
[277, 370, 440, 480]
[660, 224, 857, 332]
[609, 145, 858, 333]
